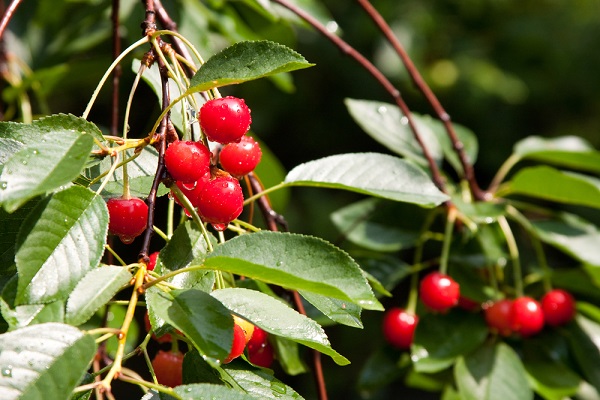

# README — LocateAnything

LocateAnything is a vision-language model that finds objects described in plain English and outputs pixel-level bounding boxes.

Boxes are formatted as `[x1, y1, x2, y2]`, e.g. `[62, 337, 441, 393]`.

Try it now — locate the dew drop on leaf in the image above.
[1, 365, 13, 377]
[400, 116, 409, 125]
[0, 182, 7, 190]
[377, 106, 387, 114]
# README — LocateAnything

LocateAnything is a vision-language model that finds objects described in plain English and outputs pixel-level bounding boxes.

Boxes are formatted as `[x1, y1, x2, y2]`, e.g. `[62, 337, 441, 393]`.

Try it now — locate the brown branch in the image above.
[356, 0, 487, 201]
[152, 0, 195, 77]
[271, 0, 448, 195]
[0, 0, 21, 41]
[247, 172, 288, 232]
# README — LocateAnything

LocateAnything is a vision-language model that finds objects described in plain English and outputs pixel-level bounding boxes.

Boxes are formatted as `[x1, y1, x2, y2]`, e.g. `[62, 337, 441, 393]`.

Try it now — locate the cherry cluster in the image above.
[145, 312, 274, 387]
[382, 270, 576, 350]
[105, 96, 262, 242]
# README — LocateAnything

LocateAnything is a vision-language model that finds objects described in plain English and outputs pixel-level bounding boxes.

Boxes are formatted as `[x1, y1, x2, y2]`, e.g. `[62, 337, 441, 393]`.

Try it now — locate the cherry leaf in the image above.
[0, 323, 96, 400]
[188, 40, 314, 93]
[284, 153, 449, 207]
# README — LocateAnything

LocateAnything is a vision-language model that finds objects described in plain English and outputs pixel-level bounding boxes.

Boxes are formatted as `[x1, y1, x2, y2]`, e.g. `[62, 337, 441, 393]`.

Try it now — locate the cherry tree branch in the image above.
[271, 0, 448, 195]
[356, 0, 487, 200]
[0, 0, 21, 41]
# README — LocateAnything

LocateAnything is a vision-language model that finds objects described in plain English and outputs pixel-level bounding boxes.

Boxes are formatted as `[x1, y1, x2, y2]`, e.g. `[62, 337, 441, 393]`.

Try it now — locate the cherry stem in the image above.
[506, 205, 552, 292]
[439, 206, 457, 275]
[356, 0, 486, 201]
[271, 0, 448, 196]
[498, 216, 523, 297]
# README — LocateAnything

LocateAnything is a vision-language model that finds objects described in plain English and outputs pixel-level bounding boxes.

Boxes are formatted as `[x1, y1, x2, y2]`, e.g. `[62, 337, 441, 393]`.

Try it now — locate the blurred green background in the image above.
[2, 0, 600, 398]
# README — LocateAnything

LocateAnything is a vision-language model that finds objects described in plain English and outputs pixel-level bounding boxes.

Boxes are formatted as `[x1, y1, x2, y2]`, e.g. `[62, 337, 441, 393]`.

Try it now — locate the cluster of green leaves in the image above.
[333, 98, 600, 400]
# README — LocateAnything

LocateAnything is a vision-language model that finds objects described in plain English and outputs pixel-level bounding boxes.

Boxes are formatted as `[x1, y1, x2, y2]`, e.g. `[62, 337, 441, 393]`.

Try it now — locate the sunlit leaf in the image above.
[0, 323, 96, 400]
[0, 130, 94, 212]
[284, 153, 449, 207]
[212, 288, 350, 365]
[204, 231, 382, 310]
[188, 40, 313, 92]
[14, 186, 108, 305]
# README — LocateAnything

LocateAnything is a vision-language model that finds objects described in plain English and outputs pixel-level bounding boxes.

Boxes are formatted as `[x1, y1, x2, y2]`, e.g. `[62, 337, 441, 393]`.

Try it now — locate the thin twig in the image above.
[356, 0, 487, 201]
[247, 172, 288, 232]
[152, 0, 195, 77]
[0, 0, 21, 41]
[271, 0, 447, 195]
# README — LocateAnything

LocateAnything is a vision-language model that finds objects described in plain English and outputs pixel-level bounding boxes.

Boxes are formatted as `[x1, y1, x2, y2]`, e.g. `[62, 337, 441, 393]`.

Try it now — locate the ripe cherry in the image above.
[484, 299, 513, 336]
[164, 140, 211, 183]
[219, 135, 262, 177]
[381, 308, 419, 350]
[223, 323, 246, 364]
[172, 173, 210, 209]
[511, 296, 545, 337]
[248, 341, 274, 368]
[233, 315, 255, 345]
[200, 96, 252, 144]
[542, 289, 576, 327]
[152, 350, 184, 387]
[247, 326, 268, 354]
[147, 252, 159, 271]
[419, 272, 460, 312]
[106, 197, 148, 244]
[197, 175, 244, 227]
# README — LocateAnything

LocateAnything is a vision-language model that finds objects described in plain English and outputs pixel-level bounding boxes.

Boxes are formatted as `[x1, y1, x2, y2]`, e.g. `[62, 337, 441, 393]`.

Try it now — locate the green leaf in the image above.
[65, 266, 132, 326]
[0, 200, 37, 274]
[89, 147, 169, 199]
[500, 166, 600, 209]
[357, 255, 413, 294]
[1, 277, 65, 328]
[564, 315, 600, 392]
[0, 323, 96, 400]
[271, 336, 307, 376]
[204, 231, 382, 311]
[101, 304, 139, 358]
[0, 130, 94, 212]
[344, 99, 478, 175]
[14, 186, 107, 305]
[531, 213, 600, 266]
[284, 153, 449, 207]
[224, 364, 305, 399]
[344, 98, 443, 166]
[514, 135, 600, 174]
[174, 384, 256, 400]
[182, 350, 222, 385]
[412, 310, 489, 373]
[299, 290, 363, 328]
[157, 221, 215, 291]
[455, 342, 533, 400]
[146, 288, 233, 362]
[357, 348, 403, 391]
[330, 198, 419, 252]
[212, 288, 350, 365]
[0, 114, 103, 165]
[188, 40, 314, 92]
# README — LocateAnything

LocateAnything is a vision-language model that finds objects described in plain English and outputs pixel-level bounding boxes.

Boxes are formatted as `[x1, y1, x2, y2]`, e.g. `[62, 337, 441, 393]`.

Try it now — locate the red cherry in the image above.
[419, 272, 460, 312]
[200, 96, 252, 144]
[219, 136, 262, 177]
[484, 299, 513, 336]
[164, 140, 211, 183]
[381, 308, 419, 350]
[223, 323, 246, 364]
[542, 289, 576, 327]
[152, 350, 184, 387]
[511, 296, 545, 337]
[458, 296, 480, 312]
[248, 341, 274, 368]
[197, 175, 244, 226]
[172, 173, 210, 209]
[106, 197, 148, 244]
[147, 252, 159, 271]
[247, 326, 268, 353]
